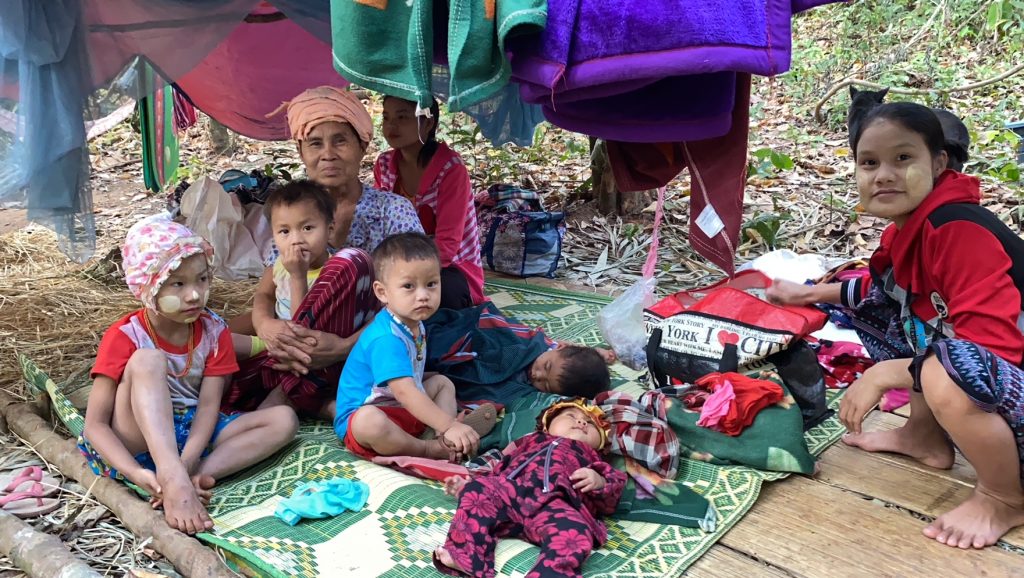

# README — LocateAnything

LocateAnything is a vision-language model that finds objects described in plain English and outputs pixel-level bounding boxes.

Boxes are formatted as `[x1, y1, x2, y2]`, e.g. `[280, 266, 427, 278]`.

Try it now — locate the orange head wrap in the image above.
[269, 86, 373, 145]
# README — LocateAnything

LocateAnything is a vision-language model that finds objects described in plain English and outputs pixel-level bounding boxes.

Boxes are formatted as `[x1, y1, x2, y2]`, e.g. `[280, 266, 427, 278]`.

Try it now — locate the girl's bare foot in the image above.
[843, 425, 954, 469]
[191, 474, 216, 505]
[923, 486, 1024, 549]
[158, 470, 213, 534]
[434, 546, 468, 575]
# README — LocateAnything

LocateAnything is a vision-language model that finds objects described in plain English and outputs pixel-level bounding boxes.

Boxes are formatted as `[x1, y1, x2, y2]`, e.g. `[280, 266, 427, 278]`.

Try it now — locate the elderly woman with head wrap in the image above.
[224, 87, 423, 420]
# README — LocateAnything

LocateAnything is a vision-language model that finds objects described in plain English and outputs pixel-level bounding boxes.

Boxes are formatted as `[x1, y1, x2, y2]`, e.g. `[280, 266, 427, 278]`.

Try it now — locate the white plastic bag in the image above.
[598, 276, 657, 370]
[180, 177, 265, 280]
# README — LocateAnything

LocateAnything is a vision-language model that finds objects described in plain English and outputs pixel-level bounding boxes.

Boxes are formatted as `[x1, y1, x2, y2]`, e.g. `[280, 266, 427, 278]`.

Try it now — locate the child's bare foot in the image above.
[923, 486, 1024, 549]
[434, 547, 468, 575]
[425, 437, 463, 463]
[843, 425, 954, 469]
[158, 470, 213, 534]
[191, 474, 216, 506]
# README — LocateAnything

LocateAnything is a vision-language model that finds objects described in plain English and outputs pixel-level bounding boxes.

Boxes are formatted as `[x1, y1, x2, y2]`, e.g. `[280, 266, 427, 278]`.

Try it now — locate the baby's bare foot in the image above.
[434, 547, 468, 575]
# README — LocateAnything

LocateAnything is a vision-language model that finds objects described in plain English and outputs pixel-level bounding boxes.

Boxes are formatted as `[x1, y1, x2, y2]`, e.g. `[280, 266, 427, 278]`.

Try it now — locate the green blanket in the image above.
[330, 0, 545, 111]
[23, 280, 845, 577]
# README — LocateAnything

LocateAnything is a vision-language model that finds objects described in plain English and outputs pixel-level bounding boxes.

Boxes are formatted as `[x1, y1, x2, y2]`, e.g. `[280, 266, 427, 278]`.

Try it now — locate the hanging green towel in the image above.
[447, 0, 546, 110]
[330, 0, 545, 112]
[330, 0, 433, 109]
[139, 64, 179, 193]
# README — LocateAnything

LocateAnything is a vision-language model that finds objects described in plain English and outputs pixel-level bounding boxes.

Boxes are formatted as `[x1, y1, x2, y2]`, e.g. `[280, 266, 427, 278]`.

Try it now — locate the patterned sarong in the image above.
[223, 248, 378, 416]
[912, 339, 1024, 482]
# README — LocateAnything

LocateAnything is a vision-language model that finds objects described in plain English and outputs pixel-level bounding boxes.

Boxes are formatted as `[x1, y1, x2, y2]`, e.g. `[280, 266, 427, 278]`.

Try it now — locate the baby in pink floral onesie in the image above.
[434, 398, 626, 578]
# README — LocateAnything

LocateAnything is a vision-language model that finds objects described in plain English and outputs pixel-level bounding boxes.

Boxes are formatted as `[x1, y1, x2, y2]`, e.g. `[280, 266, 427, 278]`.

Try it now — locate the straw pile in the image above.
[0, 227, 258, 405]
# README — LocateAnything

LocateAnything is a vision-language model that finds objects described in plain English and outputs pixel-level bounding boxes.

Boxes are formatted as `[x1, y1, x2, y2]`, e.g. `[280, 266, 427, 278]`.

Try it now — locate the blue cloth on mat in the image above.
[274, 478, 370, 526]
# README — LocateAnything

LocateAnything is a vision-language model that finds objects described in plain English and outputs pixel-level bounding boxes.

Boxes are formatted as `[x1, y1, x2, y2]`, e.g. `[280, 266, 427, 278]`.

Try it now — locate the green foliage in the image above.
[438, 114, 592, 186]
[971, 127, 1021, 183]
[742, 212, 792, 249]
[985, 0, 1024, 39]
[780, 1, 1024, 186]
[748, 147, 795, 178]
[263, 161, 299, 181]
[177, 154, 213, 184]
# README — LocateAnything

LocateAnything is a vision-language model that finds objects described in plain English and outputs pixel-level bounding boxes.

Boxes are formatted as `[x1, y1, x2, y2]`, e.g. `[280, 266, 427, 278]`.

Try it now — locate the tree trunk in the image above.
[207, 119, 235, 155]
[0, 509, 100, 578]
[590, 139, 654, 216]
[590, 139, 618, 214]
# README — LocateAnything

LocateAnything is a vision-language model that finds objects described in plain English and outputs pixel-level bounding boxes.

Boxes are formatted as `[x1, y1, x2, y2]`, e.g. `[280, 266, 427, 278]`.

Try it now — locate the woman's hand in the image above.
[766, 279, 815, 306]
[257, 319, 317, 375]
[839, 359, 912, 434]
[266, 327, 356, 373]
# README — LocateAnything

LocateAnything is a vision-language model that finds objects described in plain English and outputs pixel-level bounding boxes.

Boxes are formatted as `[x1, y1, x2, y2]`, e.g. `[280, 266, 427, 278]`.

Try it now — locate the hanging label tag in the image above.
[695, 205, 725, 238]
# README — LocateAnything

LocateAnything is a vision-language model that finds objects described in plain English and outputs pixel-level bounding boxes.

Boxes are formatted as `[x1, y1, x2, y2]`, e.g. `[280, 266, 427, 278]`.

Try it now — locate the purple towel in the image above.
[508, 0, 841, 141]
[542, 73, 737, 143]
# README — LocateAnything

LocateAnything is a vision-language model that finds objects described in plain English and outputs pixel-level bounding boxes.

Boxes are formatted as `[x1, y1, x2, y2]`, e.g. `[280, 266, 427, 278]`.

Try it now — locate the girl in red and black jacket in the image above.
[769, 102, 1024, 550]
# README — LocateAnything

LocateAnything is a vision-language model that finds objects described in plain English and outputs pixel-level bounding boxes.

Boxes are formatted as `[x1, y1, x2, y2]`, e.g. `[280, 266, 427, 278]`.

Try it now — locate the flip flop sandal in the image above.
[0, 482, 61, 518]
[458, 403, 498, 438]
[0, 466, 60, 498]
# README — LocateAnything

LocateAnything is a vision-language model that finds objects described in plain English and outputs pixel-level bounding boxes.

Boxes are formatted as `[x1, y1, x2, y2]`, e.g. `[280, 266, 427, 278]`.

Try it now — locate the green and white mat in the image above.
[22, 279, 845, 577]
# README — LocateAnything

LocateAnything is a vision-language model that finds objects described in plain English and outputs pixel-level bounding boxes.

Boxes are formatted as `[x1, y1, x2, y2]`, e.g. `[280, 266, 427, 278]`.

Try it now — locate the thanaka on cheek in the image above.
[158, 295, 182, 313]
[905, 165, 930, 197]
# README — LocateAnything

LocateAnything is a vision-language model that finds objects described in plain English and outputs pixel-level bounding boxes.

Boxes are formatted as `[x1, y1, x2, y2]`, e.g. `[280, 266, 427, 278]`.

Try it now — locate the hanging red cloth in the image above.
[606, 74, 751, 276]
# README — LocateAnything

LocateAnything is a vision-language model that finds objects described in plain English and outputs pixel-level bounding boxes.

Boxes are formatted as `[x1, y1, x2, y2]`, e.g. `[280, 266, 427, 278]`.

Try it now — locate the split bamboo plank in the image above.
[0, 392, 238, 578]
[892, 403, 912, 419]
[685, 544, 791, 577]
[720, 475, 1024, 577]
[0, 508, 100, 578]
[817, 415, 1024, 547]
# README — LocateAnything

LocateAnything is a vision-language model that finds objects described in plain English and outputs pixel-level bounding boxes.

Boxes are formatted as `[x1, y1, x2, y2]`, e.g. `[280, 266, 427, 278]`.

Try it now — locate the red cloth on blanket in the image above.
[222, 249, 379, 416]
[694, 372, 784, 436]
[372, 456, 471, 482]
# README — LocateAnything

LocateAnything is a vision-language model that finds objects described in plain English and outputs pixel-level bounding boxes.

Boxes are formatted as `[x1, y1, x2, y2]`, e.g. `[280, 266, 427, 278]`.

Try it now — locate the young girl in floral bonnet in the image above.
[79, 216, 298, 534]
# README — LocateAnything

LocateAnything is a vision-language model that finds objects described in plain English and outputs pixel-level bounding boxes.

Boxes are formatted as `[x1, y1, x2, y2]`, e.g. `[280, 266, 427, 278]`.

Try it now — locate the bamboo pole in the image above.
[0, 392, 239, 578]
[0, 509, 100, 578]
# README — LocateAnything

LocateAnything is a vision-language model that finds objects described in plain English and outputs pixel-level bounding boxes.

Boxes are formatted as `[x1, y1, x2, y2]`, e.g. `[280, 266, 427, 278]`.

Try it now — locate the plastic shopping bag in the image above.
[180, 177, 265, 280]
[599, 276, 657, 369]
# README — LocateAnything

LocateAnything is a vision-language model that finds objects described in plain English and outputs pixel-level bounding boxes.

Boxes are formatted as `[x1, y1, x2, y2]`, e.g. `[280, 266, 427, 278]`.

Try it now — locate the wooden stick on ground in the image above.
[0, 508, 100, 578]
[0, 392, 239, 578]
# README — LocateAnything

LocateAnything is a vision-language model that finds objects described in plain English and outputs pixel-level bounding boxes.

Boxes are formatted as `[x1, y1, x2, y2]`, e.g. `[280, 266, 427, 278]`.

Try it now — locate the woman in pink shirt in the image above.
[374, 96, 485, 309]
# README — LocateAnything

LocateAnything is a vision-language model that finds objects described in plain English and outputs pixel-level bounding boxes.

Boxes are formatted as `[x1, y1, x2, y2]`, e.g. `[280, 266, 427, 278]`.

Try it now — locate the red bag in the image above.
[644, 271, 833, 430]
[645, 270, 826, 333]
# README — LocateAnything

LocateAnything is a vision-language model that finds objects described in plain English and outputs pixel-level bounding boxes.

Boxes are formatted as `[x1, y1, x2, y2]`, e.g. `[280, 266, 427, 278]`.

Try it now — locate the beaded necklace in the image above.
[141, 310, 196, 378]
